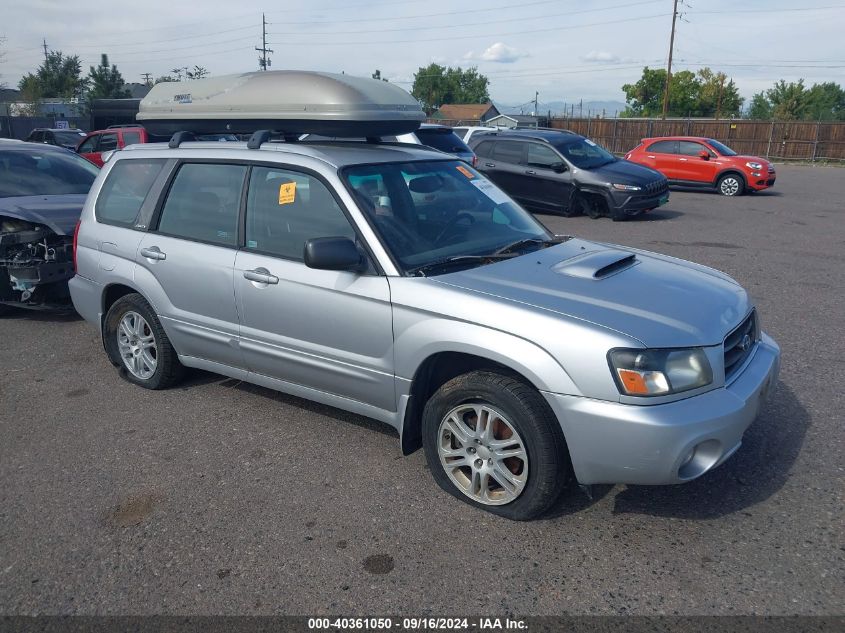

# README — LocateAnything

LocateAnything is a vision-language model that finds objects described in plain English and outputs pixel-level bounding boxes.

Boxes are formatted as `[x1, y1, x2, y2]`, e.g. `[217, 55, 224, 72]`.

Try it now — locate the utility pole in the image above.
[256, 13, 273, 71]
[141, 73, 152, 86]
[533, 91, 538, 116]
[661, 0, 679, 120]
[42, 39, 49, 62]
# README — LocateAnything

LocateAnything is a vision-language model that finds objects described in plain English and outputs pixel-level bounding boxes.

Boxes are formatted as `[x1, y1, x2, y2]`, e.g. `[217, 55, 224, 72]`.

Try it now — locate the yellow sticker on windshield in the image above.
[456, 165, 475, 179]
[278, 182, 296, 205]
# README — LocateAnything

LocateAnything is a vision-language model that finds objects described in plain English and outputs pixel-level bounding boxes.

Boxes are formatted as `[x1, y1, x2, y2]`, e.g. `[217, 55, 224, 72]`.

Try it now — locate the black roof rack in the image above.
[168, 131, 196, 148]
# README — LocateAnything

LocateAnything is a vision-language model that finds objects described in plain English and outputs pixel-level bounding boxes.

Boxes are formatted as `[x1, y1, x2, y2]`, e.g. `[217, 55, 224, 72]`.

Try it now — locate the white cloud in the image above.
[581, 50, 622, 63]
[464, 42, 528, 64]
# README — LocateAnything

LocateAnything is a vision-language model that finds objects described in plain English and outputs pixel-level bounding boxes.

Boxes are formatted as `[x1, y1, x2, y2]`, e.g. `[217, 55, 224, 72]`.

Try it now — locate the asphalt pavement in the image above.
[0, 164, 842, 616]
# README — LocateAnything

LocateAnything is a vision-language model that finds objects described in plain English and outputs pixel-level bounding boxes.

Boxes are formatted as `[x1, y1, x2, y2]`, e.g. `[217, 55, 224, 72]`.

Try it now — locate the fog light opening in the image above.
[678, 439, 723, 480]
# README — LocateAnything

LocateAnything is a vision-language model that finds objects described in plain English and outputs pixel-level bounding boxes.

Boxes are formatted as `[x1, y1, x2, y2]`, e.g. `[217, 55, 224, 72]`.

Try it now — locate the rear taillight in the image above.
[72, 219, 81, 273]
[472, 153, 478, 168]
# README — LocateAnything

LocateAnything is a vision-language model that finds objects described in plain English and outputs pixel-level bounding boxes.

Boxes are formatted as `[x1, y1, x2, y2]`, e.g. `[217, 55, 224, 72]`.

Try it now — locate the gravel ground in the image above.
[0, 164, 842, 616]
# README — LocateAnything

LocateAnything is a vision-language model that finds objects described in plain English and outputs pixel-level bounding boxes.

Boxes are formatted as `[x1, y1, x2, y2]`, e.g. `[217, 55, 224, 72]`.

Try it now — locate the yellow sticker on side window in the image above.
[456, 165, 475, 179]
[278, 181, 296, 205]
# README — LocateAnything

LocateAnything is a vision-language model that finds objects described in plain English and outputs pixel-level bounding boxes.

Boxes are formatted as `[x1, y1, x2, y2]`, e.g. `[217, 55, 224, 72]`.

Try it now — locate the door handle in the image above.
[525, 169, 537, 175]
[647, 155, 656, 159]
[140, 246, 166, 261]
[485, 162, 496, 167]
[244, 267, 279, 285]
[679, 158, 688, 161]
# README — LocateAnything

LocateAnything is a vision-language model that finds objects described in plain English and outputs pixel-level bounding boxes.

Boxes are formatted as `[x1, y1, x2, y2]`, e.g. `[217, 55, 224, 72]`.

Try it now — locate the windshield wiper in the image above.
[409, 254, 516, 277]
[493, 235, 568, 256]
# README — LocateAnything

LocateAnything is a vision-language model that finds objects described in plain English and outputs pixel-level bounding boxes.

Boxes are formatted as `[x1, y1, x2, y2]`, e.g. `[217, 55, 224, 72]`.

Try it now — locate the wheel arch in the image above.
[715, 169, 747, 187]
[398, 331, 576, 456]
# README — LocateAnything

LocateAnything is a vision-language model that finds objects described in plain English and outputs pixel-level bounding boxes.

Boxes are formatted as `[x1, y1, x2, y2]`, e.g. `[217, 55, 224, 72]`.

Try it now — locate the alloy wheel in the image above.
[720, 177, 740, 196]
[437, 404, 528, 505]
[117, 311, 158, 379]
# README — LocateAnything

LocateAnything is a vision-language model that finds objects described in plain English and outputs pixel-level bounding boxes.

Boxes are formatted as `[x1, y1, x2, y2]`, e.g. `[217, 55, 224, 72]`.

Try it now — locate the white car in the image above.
[451, 125, 498, 144]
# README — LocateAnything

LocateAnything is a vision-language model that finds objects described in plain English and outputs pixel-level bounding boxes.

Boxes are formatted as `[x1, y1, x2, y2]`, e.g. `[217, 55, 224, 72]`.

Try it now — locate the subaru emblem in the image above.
[739, 334, 752, 352]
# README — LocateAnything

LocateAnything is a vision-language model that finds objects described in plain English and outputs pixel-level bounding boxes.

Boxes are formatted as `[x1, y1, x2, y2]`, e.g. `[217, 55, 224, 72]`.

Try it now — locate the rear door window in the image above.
[492, 141, 526, 164]
[96, 159, 168, 227]
[646, 140, 677, 154]
[156, 163, 246, 246]
[474, 141, 494, 158]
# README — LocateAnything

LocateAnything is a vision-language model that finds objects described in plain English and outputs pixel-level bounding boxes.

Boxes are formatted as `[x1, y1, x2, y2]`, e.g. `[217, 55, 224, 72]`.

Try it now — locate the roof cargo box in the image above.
[136, 70, 425, 137]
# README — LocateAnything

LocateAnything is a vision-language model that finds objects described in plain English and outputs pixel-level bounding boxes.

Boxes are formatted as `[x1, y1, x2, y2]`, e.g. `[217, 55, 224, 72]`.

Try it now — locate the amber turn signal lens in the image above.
[617, 369, 650, 395]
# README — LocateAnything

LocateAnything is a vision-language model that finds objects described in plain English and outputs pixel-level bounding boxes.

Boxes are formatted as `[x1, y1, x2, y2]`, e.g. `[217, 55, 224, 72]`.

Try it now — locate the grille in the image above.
[644, 178, 669, 196]
[724, 310, 757, 379]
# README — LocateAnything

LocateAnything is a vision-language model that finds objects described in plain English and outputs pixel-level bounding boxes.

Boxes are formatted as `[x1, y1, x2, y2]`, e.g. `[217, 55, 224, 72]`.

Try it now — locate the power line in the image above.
[268, 0, 663, 36]
[266, 13, 667, 46]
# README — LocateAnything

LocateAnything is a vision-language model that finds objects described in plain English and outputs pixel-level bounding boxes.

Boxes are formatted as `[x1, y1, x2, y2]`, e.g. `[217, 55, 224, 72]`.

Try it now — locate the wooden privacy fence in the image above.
[552, 118, 845, 161]
[430, 117, 845, 161]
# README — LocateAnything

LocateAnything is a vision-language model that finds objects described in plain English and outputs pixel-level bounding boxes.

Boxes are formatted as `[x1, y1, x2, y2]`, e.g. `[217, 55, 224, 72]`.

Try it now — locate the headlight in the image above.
[612, 183, 642, 191]
[746, 161, 763, 170]
[608, 348, 713, 396]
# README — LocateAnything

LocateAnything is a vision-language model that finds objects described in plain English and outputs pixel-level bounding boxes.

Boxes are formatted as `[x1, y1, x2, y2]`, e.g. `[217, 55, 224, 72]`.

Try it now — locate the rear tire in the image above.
[718, 173, 745, 196]
[103, 293, 184, 390]
[422, 370, 572, 521]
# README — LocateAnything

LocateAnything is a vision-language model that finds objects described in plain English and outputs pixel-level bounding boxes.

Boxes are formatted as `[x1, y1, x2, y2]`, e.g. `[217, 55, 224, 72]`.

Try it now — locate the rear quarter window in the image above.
[646, 140, 677, 154]
[95, 159, 167, 227]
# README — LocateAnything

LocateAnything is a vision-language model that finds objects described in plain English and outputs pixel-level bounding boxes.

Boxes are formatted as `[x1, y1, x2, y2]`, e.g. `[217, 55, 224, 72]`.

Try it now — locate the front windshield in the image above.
[342, 160, 552, 274]
[0, 148, 99, 198]
[706, 139, 737, 156]
[556, 138, 616, 169]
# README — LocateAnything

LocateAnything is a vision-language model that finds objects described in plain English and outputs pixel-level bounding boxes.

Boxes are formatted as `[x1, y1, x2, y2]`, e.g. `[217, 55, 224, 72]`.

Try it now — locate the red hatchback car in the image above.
[625, 136, 775, 196]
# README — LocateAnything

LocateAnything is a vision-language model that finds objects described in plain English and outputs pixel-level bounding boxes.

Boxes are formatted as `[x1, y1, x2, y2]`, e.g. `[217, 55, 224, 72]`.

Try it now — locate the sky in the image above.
[1, 0, 844, 110]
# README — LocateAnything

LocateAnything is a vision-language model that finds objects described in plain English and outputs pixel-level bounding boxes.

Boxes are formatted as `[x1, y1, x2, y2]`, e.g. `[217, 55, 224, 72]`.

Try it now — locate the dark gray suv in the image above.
[469, 129, 669, 220]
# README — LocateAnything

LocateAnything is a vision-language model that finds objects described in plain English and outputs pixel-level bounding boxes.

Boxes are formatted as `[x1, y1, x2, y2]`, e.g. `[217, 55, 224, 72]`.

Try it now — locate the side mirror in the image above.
[304, 237, 365, 272]
[551, 162, 568, 173]
[698, 150, 710, 160]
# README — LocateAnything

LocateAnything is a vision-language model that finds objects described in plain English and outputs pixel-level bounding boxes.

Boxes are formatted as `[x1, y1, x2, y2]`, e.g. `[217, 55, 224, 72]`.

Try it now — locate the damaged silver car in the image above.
[0, 142, 99, 314]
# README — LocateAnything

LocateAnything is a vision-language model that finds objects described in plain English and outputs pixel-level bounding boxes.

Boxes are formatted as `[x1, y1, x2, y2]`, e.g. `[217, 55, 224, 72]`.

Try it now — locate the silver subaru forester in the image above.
[70, 138, 780, 520]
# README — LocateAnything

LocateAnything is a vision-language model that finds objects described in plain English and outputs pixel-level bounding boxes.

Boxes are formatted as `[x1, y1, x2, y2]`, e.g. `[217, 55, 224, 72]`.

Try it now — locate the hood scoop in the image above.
[552, 249, 638, 280]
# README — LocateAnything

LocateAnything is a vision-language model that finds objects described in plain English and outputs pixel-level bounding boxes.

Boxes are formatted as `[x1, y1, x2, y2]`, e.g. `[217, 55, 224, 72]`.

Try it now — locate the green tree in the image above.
[411, 64, 490, 114]
[87, 54, 131, 103]
[696, 68, 743, 118]
[154, 75, 177, 84]
[766, 80, 808, 121]
[804, 82, 845, 121]
[747, 92, 773, 120]
[623, 66, 743, 117]
[18, 50, 87, 100]
[186, 65, 208, 80]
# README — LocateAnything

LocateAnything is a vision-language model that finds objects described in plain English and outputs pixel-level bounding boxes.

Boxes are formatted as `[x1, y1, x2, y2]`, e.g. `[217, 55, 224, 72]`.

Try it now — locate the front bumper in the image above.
[608, 189, 670, 215]
[748, 172, 776, 191]
[542, 333, 780, 485]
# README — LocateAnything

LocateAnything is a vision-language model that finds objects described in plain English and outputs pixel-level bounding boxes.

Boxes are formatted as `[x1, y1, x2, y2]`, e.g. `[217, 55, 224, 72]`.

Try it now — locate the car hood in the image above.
[731, 155, 771, 165]
[432, 238, 750, 348]
[0, 195, 87, 235]
[589, 160, 663, 184]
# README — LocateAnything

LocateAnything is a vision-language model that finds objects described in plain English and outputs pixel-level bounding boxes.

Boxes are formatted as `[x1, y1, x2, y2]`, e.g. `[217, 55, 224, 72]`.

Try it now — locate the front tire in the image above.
[422, 370, 572, 520]
[718, 173, 745, 196]
[103, 293, 184, 389]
